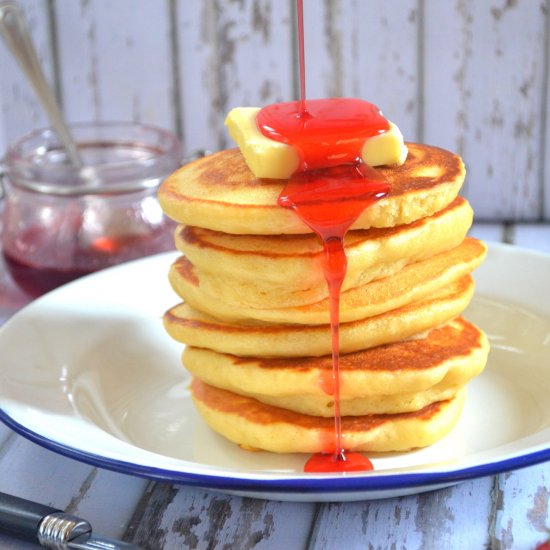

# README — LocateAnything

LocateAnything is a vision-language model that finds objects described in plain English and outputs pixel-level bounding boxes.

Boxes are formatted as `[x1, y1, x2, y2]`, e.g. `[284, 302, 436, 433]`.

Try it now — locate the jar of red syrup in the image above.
[0, 121, 182, 297]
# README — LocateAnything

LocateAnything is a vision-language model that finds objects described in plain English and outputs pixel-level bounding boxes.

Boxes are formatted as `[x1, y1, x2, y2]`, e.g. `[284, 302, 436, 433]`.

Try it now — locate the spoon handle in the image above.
[0, 1, 83, 168]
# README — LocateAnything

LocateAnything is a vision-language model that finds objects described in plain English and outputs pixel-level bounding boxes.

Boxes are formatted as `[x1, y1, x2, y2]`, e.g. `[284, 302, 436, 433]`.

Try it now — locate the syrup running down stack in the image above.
[268, 99, 391, 471]
[159, 100, 489, 471]
[159, 3, 488, 472]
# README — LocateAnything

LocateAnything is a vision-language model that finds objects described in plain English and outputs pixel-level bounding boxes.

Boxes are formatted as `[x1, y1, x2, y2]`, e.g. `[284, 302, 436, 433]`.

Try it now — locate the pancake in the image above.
[169, 237, 486, 324]
[172, 197, 473, 307]
[191, 379, 466, 453]
[182, 318, 488, 416]
[163, 275, 474, 357]
[159, 143, 465, 235]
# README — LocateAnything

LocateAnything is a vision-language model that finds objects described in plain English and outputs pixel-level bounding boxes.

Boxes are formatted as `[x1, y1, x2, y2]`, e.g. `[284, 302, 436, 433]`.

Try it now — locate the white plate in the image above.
[1, 243, 550, 502]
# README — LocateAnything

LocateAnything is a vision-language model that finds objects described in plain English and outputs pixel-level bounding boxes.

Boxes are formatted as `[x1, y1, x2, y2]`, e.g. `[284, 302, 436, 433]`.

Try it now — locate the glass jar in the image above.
[1, 121, 182, 297]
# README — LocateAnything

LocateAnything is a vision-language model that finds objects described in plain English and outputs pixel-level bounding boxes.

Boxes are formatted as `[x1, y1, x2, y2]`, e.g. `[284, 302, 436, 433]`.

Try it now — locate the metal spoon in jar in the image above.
[0, 1, 83, 168]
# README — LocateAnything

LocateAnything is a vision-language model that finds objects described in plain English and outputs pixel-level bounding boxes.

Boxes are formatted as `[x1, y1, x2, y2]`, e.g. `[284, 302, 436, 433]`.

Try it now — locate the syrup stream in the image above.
[296, 0, 306, 114]
[260, 0, 390, 473]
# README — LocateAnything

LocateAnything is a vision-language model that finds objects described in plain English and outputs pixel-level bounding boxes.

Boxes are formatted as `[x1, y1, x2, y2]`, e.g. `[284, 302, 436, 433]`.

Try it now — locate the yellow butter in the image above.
[225, 106, 408, 179]
[225, 107, 299, 179]
[362, 122, 408, 167]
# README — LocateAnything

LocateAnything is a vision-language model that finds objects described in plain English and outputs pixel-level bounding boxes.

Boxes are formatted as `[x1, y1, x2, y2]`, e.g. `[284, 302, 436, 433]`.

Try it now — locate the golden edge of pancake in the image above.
[182, 318, 488, 397]
[191, 379, 467, 453]
[163, 275, 475, 357]
[172, 196, 473, 293]
[183, 318, 489, 416]
[169, 238, 487, 324]
[158, 144, 466, 235]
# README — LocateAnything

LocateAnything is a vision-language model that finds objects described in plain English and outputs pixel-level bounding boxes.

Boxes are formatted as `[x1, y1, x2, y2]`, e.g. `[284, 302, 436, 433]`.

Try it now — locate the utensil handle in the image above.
[0, 492, 58, 541]
[0, 1, 83, 168]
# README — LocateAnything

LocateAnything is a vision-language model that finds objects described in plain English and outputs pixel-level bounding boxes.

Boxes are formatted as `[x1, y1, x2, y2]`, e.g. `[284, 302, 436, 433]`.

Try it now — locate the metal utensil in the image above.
[0, 492, 142, 549]
[0, 1, 83, 168]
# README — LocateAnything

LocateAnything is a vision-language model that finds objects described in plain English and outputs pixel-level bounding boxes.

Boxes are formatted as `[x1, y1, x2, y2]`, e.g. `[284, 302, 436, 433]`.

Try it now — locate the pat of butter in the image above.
[225, 106, 408, 179]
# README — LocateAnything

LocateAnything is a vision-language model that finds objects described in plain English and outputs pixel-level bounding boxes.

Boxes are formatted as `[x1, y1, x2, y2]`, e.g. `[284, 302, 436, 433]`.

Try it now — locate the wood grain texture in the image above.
[0, 435, 148, 539]
[124, 482, 315, 550]
[544, 1, 550, 221]
[469, 222, 505, 243]
[302, 0, 420, 140]
[176, 0, 294, 155]
[1, 0, 549, 223]
[424, 0, 548, 221]
[0, 425, 15, 450]
[306, 478, 493, 549]
[53, 0, 175, 130]
[512, 224, 550, 252]
[0, 0, 54, 145]
[490, 466, 550, 549]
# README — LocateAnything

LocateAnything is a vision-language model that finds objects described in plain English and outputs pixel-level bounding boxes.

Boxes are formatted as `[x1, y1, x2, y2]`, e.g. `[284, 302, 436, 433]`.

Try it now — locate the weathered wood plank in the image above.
[302, 0, 420, 139]
[0, 533, 37, 549]
[176, 0, 294, 155]
[125, 482, 315, 550]
[54, 0, 175, 131]
[0, 0, 54, 146]
[424, 0, 547, 221]
[469, 222, 504, 243]
[512, 223, 550, 253]
[308, 477, 494, 550]
[490, 466, 550, 549]
[544, 1, 550, 222]
[0, 435, 148, 539]
[0, 81, 6, 157]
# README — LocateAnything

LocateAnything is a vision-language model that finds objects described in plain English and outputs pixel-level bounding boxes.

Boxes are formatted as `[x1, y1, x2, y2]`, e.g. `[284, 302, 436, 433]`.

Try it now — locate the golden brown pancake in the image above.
[183, 318, 488, 416]
[163, 275, 475, 357]
[159, 143, 465, 235]
[169, 237, 486, 324]
[172, 197, 473, 307]
[191, 378, 466, 453]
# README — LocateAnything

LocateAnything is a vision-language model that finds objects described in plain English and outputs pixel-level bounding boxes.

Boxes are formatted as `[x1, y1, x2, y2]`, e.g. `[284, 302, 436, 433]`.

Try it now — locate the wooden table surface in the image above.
[0, 222, 549, 550]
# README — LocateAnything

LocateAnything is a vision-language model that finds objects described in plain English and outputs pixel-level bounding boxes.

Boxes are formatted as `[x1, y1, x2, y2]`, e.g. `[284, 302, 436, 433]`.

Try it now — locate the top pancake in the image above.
[159, 143, 465, 234]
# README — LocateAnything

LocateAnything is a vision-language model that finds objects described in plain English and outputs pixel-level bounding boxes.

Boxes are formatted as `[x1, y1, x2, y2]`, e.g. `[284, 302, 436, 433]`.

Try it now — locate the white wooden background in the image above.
[0, 0, 549, 223]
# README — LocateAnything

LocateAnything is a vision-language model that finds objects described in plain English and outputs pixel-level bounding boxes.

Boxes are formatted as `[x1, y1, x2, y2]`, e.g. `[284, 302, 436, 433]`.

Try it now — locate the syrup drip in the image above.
[278, 165, 386, 473]
[258, 0, 390, 474]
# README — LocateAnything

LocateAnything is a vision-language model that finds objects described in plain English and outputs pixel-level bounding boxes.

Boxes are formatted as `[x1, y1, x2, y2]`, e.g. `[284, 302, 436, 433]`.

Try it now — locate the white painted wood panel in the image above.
[0, 435, 148, 540]
[0, 81, 6, 157]
[1, 0, 550, 221]
[424, 0, 547, 221]
[125, 482, 316, 549]
[0, 0, 54, 151]
[302, 0, 419, 139]
[513, 223, 550, 252]
[0, 424, 14, 448]
[177, 0, 294, 155]
[491, 467, 550, 549]
[309, 478, 494, 549]
[545, 9, 550, 221]
[469, 223, 504, 243]
[54, 0, 175, 131]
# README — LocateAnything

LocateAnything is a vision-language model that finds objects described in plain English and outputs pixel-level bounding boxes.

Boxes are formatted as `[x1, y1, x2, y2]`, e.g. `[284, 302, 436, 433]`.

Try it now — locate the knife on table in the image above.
[0, 492, 142, 549]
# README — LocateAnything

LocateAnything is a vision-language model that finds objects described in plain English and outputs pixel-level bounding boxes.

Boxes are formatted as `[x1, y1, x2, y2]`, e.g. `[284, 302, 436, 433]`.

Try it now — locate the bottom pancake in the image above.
[191, 379, 466, 453]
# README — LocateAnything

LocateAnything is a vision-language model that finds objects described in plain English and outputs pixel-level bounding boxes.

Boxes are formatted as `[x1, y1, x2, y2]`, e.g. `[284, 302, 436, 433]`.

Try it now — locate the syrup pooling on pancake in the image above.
[258, 99, 389, 172]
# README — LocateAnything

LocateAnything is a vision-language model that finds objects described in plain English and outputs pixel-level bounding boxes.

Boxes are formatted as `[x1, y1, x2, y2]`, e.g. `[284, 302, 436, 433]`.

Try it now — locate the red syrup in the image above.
[257, 0, 389, 474]
[277, 163, 386, 474]
[3, 225, 172, 297]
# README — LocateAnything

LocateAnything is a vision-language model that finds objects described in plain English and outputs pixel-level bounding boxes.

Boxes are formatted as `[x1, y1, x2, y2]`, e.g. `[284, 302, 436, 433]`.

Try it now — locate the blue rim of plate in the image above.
[2, 407, 550, 494]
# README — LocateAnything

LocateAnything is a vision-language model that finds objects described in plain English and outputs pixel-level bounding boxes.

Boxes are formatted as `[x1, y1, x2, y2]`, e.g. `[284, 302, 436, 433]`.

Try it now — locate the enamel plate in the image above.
[1, 243, 549, 502]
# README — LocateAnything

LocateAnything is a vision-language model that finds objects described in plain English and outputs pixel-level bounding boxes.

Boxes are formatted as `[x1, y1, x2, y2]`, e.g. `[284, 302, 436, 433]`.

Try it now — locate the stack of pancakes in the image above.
[159, 143, 489, 454]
